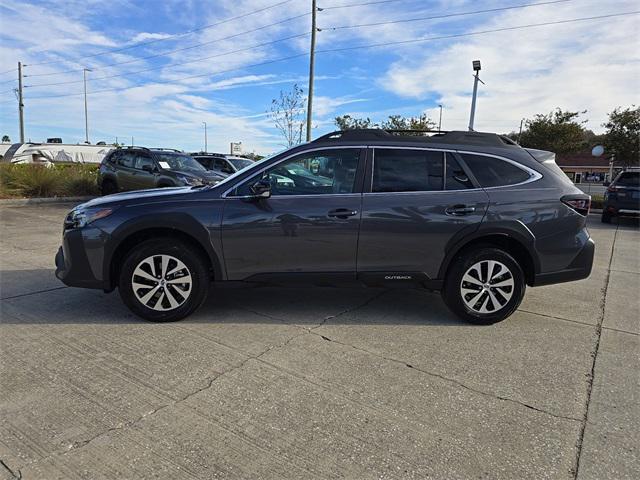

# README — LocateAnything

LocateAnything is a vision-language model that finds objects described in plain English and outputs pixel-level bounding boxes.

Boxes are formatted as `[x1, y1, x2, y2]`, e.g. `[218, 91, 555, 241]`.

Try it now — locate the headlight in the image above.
[177, 175, 202, 186]
[65, 207, 115, 229]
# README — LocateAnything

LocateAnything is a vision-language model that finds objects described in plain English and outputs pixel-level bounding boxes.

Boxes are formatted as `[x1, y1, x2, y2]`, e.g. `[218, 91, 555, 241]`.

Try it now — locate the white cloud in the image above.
[129, 32, 174, 43]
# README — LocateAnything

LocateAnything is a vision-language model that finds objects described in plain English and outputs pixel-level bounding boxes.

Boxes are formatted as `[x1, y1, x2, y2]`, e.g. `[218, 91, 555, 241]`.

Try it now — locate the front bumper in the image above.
[55, 228, 107, 290]
[532, 237, 595, 286]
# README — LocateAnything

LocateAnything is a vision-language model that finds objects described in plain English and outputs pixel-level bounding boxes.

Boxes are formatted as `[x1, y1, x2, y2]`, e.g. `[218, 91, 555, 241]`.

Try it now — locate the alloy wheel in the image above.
[131, 254, 192, 311]
[460, 260, 514, 314]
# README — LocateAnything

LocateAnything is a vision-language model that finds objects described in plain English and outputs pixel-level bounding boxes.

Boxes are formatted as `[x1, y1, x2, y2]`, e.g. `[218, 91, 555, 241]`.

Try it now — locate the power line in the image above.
[0, 67, 17, 76]
[321, 0, 408, 9]
[325, 0, 572, 30]
[24, 0, 298, 67]
[24, 12, 310, 79]
[25, 10, 640, 100]
[318, 10, 640, 53]
[25, 32, 311, 88]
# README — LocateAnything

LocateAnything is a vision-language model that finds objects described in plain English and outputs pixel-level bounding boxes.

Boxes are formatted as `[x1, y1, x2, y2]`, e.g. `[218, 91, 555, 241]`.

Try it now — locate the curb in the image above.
[0, 196, 96, 206]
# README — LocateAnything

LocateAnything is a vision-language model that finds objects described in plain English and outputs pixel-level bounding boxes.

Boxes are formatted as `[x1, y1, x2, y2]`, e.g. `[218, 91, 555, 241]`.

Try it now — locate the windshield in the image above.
[155, 153, 207, 173]
[228, 158, 253, 171]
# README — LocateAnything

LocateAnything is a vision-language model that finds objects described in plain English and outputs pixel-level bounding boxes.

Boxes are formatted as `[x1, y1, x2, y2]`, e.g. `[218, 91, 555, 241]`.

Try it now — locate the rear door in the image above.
[115, 151, 138, 190]
[221, 147, 364, 280]
[357, 147, 489, 281]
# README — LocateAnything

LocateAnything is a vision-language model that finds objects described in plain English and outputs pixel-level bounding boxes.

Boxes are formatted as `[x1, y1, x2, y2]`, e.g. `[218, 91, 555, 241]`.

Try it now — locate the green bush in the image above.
[0, 163, 100, 198]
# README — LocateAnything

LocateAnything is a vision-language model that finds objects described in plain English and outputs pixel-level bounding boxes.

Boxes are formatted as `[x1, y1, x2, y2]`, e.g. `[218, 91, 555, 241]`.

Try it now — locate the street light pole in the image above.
[438, 104, 443, 132]
[202, 122, 208, 153]
[83, 68, 92, 144]
[468, 60, 484, 132]
[518, 118, 525, 143]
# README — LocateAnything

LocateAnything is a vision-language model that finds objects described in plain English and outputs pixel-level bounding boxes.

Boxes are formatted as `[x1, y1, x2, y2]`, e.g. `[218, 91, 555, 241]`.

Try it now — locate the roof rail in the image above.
[151, 147, 183, 152]
[312, 129, 520, 148]
[122, 145, 150, 151]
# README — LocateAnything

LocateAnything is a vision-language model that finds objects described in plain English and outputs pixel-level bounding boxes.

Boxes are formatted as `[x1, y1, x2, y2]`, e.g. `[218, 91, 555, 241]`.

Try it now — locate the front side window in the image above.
[234, 149, 360, 196]
[373, 149, 443, 192]
[461, 153, 532, 187]
[134, 155, 154, 171]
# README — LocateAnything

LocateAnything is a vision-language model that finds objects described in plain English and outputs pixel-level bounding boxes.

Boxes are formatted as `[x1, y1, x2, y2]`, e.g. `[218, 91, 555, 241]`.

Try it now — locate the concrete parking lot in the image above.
[0, 202, 638, 480]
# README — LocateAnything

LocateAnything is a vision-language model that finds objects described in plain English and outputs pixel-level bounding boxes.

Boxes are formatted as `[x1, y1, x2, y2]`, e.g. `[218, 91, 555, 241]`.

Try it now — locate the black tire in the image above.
[601, 211, 612, 223]
[118, 239, 209, 322]
[101, 179, 118, 196]
[442, 247, 526, 325]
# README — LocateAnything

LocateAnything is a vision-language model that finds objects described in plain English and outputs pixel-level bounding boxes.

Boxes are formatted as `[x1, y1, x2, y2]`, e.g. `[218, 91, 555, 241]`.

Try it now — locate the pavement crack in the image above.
[572, 224, 618, 479]
[0, 459, 21, 479]
[310, 289, 388, 331]
[314, 332, 582, 422]
[1, 286, 68, 300]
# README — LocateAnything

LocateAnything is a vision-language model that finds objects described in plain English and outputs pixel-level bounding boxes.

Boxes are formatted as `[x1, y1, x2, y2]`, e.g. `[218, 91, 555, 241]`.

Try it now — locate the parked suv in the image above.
[56, 129, 594, 324]
[98, 147, 224, 195]
[192, 153, 254, 177]
[601, 169, 640, 223]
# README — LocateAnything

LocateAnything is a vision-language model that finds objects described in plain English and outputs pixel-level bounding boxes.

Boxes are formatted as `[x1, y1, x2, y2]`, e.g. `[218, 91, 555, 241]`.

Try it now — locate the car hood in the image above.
[81, 186, 199, 208]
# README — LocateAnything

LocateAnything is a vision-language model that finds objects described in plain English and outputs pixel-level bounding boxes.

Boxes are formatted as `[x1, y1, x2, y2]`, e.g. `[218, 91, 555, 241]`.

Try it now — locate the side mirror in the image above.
[250, 179, 271, 199]
[142, 164, 154, 173]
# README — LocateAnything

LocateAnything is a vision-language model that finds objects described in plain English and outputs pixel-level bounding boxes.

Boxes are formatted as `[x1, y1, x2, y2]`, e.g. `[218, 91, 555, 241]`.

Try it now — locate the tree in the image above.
[603, 105, 640, 167]
[334, 114, 436, 131]
[1, 135, 9, 143]
[519, 109, 588, 154]
[270, 84, 305, 147]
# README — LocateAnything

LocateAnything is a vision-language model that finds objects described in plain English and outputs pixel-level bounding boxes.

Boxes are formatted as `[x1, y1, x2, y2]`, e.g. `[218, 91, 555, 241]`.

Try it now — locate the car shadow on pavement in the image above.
[0, 269, 463, 326]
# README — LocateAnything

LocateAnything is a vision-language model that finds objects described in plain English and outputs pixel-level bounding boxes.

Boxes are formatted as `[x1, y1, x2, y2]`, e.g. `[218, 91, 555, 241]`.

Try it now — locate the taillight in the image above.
[562, 195, 591, 216]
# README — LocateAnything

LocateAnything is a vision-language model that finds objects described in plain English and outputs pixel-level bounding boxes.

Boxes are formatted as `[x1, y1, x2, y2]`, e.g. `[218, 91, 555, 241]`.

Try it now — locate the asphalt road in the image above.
[0, 203, 638, 480]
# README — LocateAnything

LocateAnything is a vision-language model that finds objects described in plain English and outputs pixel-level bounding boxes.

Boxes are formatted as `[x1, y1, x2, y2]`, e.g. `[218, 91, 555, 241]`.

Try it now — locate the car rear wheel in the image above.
[119, 239, 209, 322]
[101, 179, 118, 196]
[442, 247, 526, 325]
[601, 211, 612, 223]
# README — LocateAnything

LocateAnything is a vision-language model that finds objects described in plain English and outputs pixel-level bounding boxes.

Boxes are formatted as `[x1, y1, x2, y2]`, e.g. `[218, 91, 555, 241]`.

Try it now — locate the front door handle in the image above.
[328, 208, 358, 219]
[445, 204, 476, 216]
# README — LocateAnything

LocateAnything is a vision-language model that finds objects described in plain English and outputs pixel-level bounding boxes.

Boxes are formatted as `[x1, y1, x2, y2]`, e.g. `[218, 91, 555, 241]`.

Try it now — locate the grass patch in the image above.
[0, 163, 99, 198]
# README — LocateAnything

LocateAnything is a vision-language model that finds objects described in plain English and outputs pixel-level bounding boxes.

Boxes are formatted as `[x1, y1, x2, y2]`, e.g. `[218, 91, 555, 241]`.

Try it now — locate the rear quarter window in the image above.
[461, 153, 532, 188]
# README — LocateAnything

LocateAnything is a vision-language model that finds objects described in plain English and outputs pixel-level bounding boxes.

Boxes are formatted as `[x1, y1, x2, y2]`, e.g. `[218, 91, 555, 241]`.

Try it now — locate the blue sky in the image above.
[0, 0, 638, 154]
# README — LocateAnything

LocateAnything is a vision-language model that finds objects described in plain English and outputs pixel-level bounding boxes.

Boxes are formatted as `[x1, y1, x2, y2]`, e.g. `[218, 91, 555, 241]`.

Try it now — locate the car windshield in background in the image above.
[228, 158, 253, 171]
[155, 153, 207, 172]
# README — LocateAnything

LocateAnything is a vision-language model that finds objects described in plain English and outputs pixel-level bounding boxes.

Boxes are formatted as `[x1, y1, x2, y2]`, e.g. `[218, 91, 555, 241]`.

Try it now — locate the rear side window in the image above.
[461, 154, 531, 187]
[373, 149, 443, 192]
[445, 154, 474, 190]
[118, 152, 136, 168]
[616, 172, 639, 186]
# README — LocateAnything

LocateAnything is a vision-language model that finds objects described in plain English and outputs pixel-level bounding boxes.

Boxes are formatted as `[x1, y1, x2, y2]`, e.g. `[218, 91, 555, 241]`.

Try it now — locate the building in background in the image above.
[556, 152, 616, 183]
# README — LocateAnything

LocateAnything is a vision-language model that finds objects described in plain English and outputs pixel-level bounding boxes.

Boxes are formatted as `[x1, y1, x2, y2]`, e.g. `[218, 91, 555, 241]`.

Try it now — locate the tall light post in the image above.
[83, 68, 92, 144]
[438, 104, 443, 132]
[202, 122, 208, 153]
[518, 117, 526, 143]
[468, 60, 484, 131]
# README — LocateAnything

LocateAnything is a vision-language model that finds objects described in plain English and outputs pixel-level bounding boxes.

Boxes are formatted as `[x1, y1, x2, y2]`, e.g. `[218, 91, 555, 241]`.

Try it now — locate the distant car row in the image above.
[97, 148, 256, 195]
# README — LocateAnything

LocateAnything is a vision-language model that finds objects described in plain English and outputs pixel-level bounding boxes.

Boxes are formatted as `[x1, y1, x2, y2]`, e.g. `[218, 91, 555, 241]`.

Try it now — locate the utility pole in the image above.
[305, 0, 318, 142]
[83, 68, 92, 143]
[468, 60, 484, 131]
[202, 122, 208, 153]
[438, 104, 443, 132]
[518, 118, 525, 143]
[18, 62, 24, 143]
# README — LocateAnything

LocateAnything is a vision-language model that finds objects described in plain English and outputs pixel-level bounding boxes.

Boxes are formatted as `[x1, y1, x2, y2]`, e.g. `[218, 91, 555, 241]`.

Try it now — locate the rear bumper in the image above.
[55, 228, 107, 290]
[532, 237, 595, 286]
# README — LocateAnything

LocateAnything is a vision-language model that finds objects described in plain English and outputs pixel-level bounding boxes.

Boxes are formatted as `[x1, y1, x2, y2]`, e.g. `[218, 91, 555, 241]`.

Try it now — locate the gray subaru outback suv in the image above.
[56, 129, 594, 324]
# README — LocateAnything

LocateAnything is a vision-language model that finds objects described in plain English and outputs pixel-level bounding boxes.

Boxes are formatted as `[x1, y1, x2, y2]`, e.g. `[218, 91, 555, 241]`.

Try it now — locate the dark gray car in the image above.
[56, 129, 594, 324]
[602, 169, 640, 222]
[192, 154, 254, 177]
[98, 147, 224, 195]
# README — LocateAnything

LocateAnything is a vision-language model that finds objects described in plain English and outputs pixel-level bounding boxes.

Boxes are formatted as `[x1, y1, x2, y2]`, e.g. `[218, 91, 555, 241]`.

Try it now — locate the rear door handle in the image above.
[328, 208, 358, 219]
[445, 204, 476, 216]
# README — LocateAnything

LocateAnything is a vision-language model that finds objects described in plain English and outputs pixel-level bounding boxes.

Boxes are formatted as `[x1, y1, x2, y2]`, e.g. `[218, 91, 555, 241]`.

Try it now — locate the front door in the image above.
[221, 148, 364, 281]
[357, 147, 489, 280]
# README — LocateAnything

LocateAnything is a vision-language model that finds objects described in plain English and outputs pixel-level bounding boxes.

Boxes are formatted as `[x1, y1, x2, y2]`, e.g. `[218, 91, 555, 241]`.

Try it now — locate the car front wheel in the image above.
[442, 247, 526, 325]
[119, 239, 209, 322]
